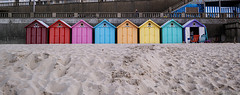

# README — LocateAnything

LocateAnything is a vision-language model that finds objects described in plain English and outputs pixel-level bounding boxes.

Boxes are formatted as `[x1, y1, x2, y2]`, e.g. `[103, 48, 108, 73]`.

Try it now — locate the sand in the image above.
[0, 43, 240, 95]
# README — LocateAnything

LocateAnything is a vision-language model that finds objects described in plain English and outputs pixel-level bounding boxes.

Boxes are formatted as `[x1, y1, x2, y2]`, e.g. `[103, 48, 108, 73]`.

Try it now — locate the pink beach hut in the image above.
[71, 20, 93, 44]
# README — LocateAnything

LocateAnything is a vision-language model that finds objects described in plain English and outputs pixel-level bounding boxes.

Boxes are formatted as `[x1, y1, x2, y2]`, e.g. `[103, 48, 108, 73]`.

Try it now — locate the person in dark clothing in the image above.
[135, 9, 139, 17]
[233, 9, 237, 18]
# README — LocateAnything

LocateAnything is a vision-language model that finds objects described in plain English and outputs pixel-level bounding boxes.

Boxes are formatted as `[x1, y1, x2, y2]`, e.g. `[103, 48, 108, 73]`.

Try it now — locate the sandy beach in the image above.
[0, 44, 239, 95]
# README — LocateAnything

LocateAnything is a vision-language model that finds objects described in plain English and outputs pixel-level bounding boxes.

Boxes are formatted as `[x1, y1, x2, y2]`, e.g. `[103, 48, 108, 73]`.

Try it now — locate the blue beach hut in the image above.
[161, 19, 183, 44]
[94, 19, 116, 44]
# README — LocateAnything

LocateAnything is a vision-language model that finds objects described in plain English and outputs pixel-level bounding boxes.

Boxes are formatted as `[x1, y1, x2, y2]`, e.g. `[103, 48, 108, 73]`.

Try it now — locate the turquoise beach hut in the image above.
[161, 19, 183, 44]
[94, 19, 116, 44]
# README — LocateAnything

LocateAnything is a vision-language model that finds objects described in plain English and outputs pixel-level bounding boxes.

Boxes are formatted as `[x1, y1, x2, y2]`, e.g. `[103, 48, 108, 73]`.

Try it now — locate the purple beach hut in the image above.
[183, 19, 208, 43]
[71, 20, 93, 44]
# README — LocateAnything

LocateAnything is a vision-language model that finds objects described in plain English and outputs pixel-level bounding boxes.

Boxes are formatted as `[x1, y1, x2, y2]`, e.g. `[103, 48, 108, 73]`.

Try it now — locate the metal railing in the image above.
[142, 12, 162, 18]
[121, 12, 136, 18]
[164, 13, 182, 18]
[0, 2, 30, 6]
[78, 13, 97, 18]
[185, 13, 202, 18]
[191, 0, 204, 4]
[56, 13, 74, 18]
[0, 12, 239, 19]
[163, 0, 193, 13]
[12, 13, 30, 18]
[99, 12, 117, 18]
[205, 13, 240, 18]
[34, 13, 52, 18]
[0, 0, 148, 7]
[0, 13, 8, 18]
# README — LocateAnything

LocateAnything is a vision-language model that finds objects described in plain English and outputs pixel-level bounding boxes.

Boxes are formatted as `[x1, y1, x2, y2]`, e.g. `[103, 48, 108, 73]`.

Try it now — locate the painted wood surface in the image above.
[161, 19, 183, 44]
[139, 20, 160, 44]
[183, 19, 206, 43]
[117, 20, 138, 44]
[94, 19, 116, 44]
[49, 20, 71, 44]
[25, 20, 48, 44]
[199, 27, 205, 40]
[72, 20, 93, 44]
[185, 27, 191, 43]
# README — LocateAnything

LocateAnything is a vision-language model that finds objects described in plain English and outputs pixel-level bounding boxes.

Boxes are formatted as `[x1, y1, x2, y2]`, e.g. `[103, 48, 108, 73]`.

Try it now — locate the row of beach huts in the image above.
[25, 19, 208, 44]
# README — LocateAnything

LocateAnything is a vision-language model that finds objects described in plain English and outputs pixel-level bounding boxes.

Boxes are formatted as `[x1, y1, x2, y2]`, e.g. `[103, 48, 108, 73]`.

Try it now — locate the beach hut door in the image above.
[199, 27, 205, 41]
[185, 27, 190, 43]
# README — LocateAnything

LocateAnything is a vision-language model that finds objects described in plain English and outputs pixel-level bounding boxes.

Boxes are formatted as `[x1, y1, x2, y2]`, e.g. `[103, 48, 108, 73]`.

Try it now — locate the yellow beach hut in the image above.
[139, 19, 161, 44]
[117, 19, 138, 44]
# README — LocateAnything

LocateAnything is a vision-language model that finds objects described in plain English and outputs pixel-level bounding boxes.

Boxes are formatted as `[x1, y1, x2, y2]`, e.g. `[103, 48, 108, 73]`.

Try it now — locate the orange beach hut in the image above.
[117, 19, 138, 44]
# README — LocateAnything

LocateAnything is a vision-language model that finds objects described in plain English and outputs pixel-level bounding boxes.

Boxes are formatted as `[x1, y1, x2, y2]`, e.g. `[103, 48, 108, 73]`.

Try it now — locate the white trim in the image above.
[37, 20, 49, 28]
[199, 27, 205, 41]
[185, 27, 190, 43]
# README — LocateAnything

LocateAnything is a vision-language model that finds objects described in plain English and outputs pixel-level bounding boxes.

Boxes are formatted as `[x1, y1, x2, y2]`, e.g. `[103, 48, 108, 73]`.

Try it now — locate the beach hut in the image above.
[117, 19, 138, 44]
[139, 19, 161, 44]
[25, 20, 49, 44]
[94, 19, 116, 44]
[161, 19, 183, 44]
[49, 20, 71, 44]
[71, 20, 93, 44]
[183, 19, 207, 43]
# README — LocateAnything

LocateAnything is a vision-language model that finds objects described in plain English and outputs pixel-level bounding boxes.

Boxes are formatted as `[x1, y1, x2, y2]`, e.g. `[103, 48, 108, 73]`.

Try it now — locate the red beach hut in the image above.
[25, 20, 49, 44]
[49, 20, 71, 44]
[71, 20, 93, 44]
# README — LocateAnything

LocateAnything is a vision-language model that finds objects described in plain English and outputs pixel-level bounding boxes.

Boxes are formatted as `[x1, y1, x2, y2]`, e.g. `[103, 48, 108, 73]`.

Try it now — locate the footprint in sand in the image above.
[25, 54, 42, 70]
[46, 81, 68, 94]
[63, 54, 71, 66]
[2, 83, 17, 95]
[43, 53, 50, 59]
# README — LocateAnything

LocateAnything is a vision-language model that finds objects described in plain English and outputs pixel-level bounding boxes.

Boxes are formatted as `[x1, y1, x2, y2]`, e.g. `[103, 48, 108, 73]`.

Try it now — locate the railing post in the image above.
[14, 2, 17, 6]
[30, 1, 33, 5]
[96, 13, 99, 18]
[117, 13, 121, 18]
[181, 13, 185, 18]
[139, 13, 142, 18]
[202, 13, 205, 18]
[8, 13, 12, 18]
[218, 13, 221, 18]
[160, 13, 164, 18]
[30, 12, 34, 18]
[47, 0, 51, 4]
[74, 13, 78, 18]
[64, 0, 67, 3]
[222, 13, 227, 18]
[52, 13, 56, 18]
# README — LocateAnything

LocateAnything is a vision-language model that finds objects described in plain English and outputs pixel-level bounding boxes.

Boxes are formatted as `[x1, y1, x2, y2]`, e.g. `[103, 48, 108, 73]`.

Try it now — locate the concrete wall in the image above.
[0, 18, 239, 44]
[0, 0, 181, 12]
[224, 23, 240, 42]
[0, 22, 26, 44]
[205, 24, 224, 42]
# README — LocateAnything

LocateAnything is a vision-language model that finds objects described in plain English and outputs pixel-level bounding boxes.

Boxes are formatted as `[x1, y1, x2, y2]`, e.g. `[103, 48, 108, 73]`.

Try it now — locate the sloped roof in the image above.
[37, 20, 49, 28]
[139, 19, 161, 28]
[94, 19, 116, 28]
[161, 19, 183, 28]
[25, 20, 49, 28]
[117, 19, 138, 28]
[48, 20, 71, 28]
[183, 19, 206, 28]
[71, 19, 93, 28]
